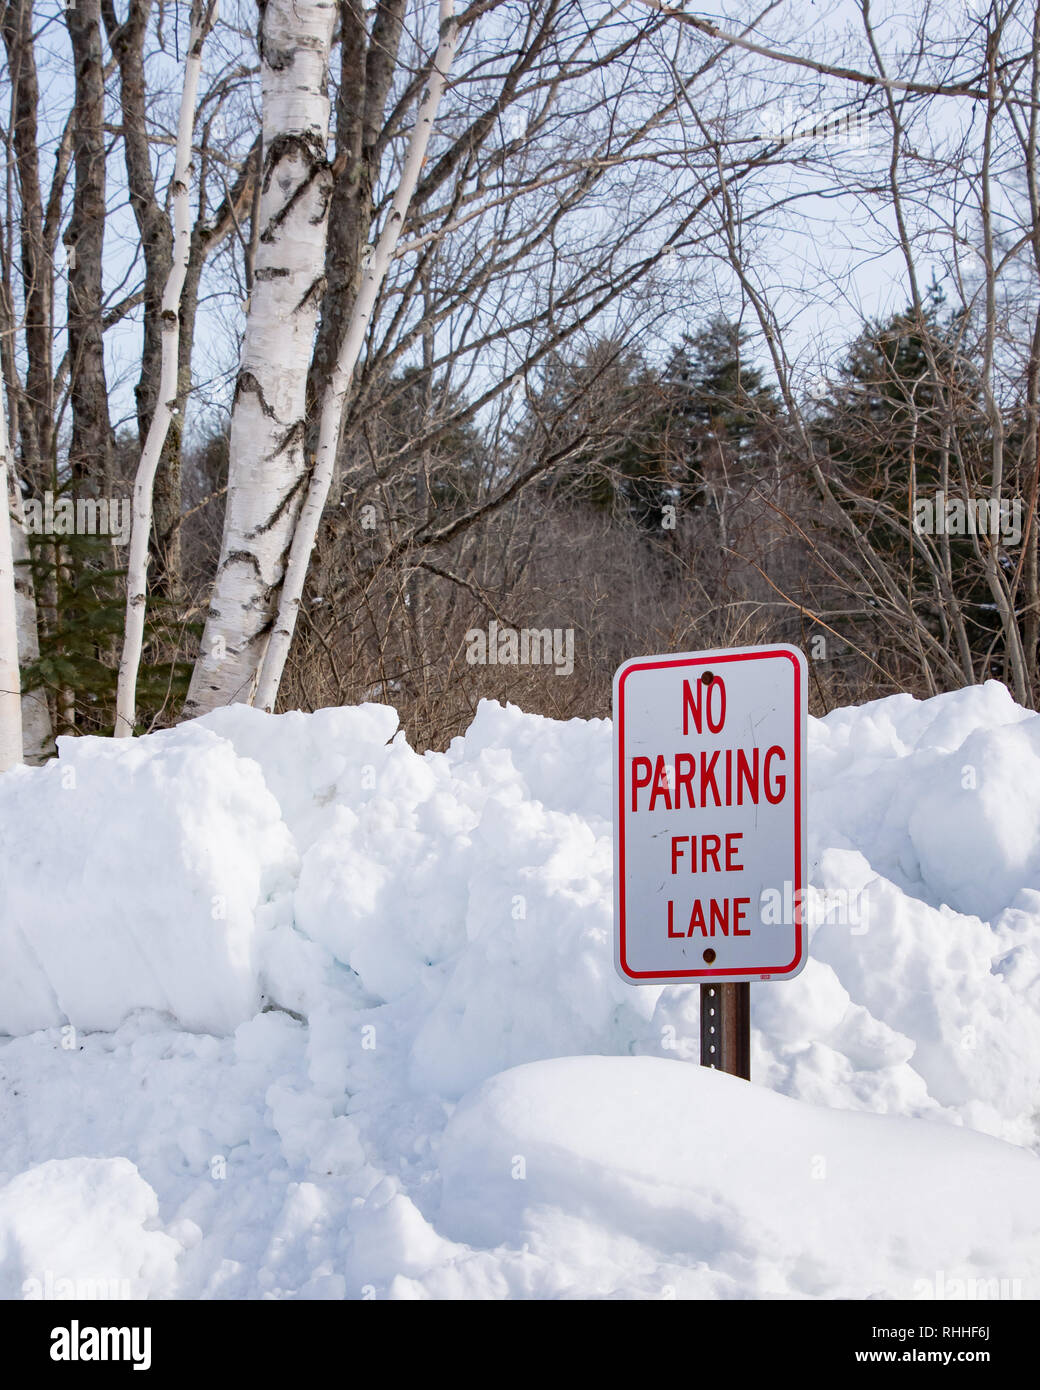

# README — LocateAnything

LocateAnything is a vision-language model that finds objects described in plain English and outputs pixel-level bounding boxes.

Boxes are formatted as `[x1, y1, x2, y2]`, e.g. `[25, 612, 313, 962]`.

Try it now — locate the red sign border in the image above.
[615, 647, 805, 982]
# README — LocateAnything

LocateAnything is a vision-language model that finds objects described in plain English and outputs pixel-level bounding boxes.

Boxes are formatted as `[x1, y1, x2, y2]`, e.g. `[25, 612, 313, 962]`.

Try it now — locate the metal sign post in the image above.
[612, 644, 809, 1082]
[700, 982, 750, 1079]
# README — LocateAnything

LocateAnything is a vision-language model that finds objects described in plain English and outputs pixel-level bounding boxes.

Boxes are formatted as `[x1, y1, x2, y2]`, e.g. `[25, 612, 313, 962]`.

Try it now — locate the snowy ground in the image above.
[1, 683, 1039, 1299]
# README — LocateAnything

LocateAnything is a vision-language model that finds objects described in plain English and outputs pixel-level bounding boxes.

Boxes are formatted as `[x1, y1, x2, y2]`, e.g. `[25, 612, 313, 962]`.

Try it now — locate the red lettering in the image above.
[700, 751, 721, 806]
[631, 756, 652, 811]
[682, 676, 726, 734]
[631, 743, 785, 811]
[667, 901, 683, 937]
[682, 680, 702, 735]
[648, 755, 673, 811]
[674, 753, 696, 808]
[706, 677, 726, 732]
[668, 897, 751, 939]
[686, 900, 707, 936]
[702, 834, 722, 872]
[736, 748, 758, 804]
[725, 833, 744, 871]
[764, 745, 787, 804]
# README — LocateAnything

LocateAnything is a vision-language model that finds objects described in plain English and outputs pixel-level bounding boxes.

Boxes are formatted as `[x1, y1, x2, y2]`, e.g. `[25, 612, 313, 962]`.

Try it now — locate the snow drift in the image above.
[0, 681, 1038, 1297]
[439, 1056, 1040, 1300]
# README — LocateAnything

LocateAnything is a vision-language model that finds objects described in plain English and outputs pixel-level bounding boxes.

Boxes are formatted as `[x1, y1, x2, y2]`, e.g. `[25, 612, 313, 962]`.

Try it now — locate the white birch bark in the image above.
[10, 490, 51, 762]
[183, 0, 337, 717]
[0, 383, 23, 773]
[253, 0, 459, 712]
[116, 0, 217, 736]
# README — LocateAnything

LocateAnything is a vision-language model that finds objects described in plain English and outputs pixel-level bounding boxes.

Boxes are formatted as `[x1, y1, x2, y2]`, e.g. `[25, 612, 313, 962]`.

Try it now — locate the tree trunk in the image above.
[64, 0, 113, 491]
[0, 384, 23, 772]
[9, 477, 51, 761]
[305, 0, 407, 449]
[183, 0, 336, 718]
[103, 0, 183, 595]
[1, 0, 54, 481]
[170, 135, 261, 586]
[116, 0, 216, 736]
[254, 0, 459, 711]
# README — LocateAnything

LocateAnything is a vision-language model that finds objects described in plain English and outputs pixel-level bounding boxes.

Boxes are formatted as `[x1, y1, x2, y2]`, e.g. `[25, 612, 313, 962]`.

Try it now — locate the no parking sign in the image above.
[613, 645, 808, 985]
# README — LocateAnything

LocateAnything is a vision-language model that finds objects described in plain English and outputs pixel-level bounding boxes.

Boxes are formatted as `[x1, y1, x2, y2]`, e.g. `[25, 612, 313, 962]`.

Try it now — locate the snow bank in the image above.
[5, 682, 1038, 1142]
[0, 680, 1039, 1297]
[439, 1056, 1040, 1299]
[0, 1157, 180, 1299]
[0, 723, 298, 1033]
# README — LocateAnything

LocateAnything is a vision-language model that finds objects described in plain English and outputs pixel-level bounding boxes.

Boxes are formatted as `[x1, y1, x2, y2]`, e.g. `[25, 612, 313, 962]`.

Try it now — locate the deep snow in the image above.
[0, 682, 1038, 1298]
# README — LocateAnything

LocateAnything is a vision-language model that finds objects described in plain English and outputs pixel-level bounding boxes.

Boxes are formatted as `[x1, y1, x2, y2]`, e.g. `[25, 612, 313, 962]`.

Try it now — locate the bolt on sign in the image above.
[613, 645, 808, 985]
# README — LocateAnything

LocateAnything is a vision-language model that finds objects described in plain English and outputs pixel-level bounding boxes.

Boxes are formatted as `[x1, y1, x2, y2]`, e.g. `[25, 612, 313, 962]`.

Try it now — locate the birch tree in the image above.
[182, 0, 337, 716]
[0, 384, 22, 773]
[253, 0, 459, 710]
[115, 0, 217, 736]
[187, 0, 735, 716]
[5, 447, 51, 761]
[0, 0, 55, 760]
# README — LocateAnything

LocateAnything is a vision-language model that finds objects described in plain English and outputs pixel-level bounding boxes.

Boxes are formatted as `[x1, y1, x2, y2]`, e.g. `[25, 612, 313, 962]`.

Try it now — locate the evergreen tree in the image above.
[810, 289, 1001, 667]
[810, 285, 976, 503]
[661, 317, 779, 511]
[519, 324, 779, 534]
[518, 341, 671, 529]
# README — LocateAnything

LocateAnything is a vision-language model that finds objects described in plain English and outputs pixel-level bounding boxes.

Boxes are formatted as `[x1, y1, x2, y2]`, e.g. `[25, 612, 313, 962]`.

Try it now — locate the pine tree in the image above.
[22, 482, 195, 739]
[661, 317, 779, 513]
[810, 289, 1001, 669]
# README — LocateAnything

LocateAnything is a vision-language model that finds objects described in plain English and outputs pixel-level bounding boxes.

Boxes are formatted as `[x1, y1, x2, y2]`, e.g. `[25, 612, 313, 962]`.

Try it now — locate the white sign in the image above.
[613, 644, 808, 985]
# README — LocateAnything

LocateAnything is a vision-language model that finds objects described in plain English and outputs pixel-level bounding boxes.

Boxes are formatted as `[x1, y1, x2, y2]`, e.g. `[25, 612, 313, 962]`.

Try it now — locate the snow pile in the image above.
[0, 723, 297, 1033]
[0, 1158, 181, 1300]
[0, 680, 1038, 1297]
[795, 681, 1040, 1146]
[439, 1057, 1040, 1300]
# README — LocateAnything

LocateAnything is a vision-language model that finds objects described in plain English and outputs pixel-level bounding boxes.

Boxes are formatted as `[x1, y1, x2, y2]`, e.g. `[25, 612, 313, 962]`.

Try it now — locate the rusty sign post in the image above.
[613, 645, 808, 1081]
[699, 982, 751, 1079]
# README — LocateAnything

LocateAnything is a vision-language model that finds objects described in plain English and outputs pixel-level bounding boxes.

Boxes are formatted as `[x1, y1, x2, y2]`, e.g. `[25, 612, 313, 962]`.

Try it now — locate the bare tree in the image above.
[253, 0, 459, 709]
[186, 0, 754, 716]
[116, 0, 217, 735]
[0, 379, 22, 770]
[182, 0, 338, 715]
[654, 0, 1040, 706]
[65, 0, 114, 489]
